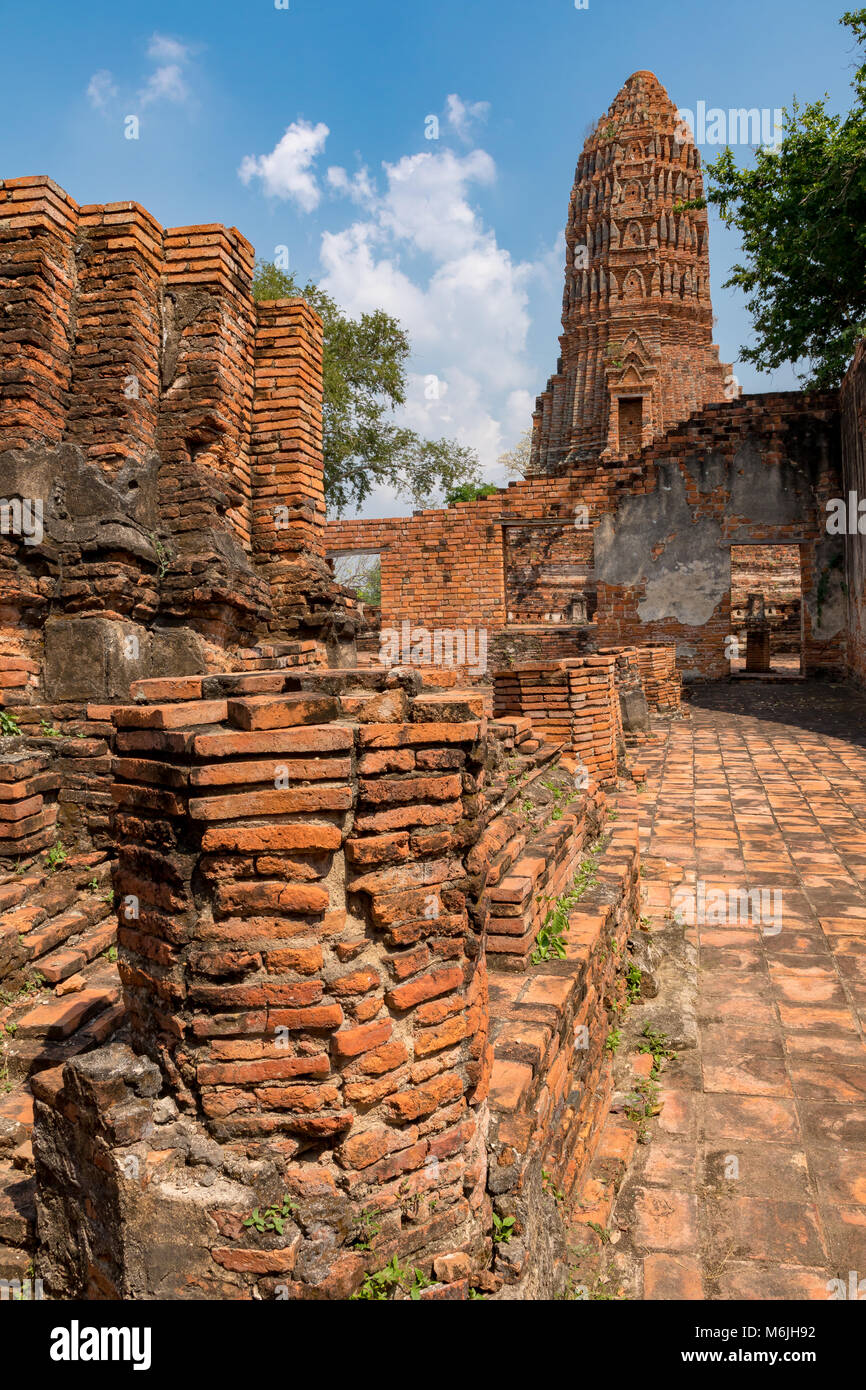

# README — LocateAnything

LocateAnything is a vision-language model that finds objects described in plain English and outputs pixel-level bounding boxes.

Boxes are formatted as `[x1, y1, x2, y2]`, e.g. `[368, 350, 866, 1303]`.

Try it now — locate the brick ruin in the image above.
[326, 71, 858, 688]
[0, 174, 659, 1302]
[1, 66, 866, 1303]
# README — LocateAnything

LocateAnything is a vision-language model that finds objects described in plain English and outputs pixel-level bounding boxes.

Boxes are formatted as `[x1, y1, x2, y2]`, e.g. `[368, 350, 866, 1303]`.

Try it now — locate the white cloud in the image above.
[320, 129, 556, 490]
[86, 33, 194, 113]
[326, 165, 375, 206]
[141, 64, 188, 106]
[239, 120, 330, 212]
[445, 94, 491, 142]
[377, 148, 496, 261]
[86, 70, 118, 110]
[147, 35, 190, 65]
[140, 35, 192, 106]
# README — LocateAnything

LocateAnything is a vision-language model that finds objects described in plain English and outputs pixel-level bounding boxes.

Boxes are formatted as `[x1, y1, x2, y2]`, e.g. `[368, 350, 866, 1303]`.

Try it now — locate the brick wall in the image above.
[327, 391, 844, 681]
[0, 177, 352, 696]
[26, 662, 644, 1299]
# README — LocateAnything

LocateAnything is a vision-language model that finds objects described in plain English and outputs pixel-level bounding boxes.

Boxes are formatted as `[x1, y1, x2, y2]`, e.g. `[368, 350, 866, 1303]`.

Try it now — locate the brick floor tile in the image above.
[643, 1253, 704, 1299]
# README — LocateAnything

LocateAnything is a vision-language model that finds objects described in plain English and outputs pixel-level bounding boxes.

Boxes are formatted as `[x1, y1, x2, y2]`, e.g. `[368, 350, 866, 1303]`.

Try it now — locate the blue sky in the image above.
[2, 0, 859, 516]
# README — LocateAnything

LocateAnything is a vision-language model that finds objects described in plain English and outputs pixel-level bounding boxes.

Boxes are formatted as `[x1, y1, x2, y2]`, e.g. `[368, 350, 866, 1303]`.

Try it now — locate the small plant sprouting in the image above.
[626, 1076, 662, 1141]
[605, 1028, 622, 1054]
[348, 1208, 381, 1252]
[243, 1193, 298, 1236]
[492, 1212, 515, 1245]
[39, 719, 61, 738]
[636, 1024, 677, 1078]
[45, 841, 67, 872]
[531, 837, 605, 964]
[541, 1170, 565, 1204]
[351, 1255, 431, 1301]
[0, 711, 21, 737]
[151, 534, 173, 581]
[587, 1221, 612, 1245]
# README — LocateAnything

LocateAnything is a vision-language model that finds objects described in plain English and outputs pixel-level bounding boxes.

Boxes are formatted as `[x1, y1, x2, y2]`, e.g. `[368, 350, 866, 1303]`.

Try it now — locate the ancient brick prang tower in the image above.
[530, 71, 736, 471]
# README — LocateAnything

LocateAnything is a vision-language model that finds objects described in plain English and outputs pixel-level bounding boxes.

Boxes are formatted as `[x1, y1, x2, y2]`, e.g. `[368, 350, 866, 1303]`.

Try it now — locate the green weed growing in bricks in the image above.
[351, 1255, 431, 1301]
[492, 1212, 515, 1245]
[626, 962, 643, 1004]
[45, 841, 67, 872]
[636, 1024, 677, 1078]
[242, 1194, 298, 1235]
[531, 836, 605, 964]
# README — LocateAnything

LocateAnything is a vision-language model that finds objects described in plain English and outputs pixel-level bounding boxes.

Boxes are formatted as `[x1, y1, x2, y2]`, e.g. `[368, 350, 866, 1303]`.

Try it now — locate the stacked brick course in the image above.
[632, 645, 680, 712]
[32, 668, 491, 1295]
[493, 657, 622, 781]
[0, 747, 59, 857]
[0, 176, 354, 706]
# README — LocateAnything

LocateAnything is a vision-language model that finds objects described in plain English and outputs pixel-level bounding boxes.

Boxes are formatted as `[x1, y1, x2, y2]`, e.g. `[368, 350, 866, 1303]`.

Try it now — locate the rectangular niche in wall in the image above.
[618, 397, 643, 455]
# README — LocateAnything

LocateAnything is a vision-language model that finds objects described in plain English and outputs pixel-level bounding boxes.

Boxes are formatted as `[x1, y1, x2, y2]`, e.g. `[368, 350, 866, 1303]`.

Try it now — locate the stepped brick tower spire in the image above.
[530, 71, 736, 471]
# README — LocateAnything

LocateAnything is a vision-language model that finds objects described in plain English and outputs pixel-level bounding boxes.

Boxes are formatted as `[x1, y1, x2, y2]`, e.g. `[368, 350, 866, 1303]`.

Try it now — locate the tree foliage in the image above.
[700, 8, 866, 388]
[444, 482, 499, 506]
[332, 554, 381, 607]
[252, 262, 481, 512]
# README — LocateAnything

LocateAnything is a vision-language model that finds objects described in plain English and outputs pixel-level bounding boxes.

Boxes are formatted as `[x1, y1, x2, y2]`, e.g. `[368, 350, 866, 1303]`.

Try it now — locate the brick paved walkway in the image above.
[614, 680, 866, 1300]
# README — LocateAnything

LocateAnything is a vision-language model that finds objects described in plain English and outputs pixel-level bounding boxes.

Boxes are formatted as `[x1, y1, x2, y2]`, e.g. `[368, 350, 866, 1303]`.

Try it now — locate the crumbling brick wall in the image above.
[33, 669, 494, 1297]
[327, 391, 844, 681]
[0, 177, 354, 712]
[24, 660, 645, 1300]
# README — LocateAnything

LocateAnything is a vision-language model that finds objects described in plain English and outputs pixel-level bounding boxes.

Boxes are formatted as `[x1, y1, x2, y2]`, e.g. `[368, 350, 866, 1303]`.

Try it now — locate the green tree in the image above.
[333, 554, 381, 607]
[444, 482, 499, 506]
[252, 262, 481, 512]
[697, 8, 866, 388]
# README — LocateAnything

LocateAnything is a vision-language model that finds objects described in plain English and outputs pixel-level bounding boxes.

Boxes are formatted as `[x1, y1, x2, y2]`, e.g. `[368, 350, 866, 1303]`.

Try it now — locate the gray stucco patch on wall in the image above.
[726, 440, 812, 535]
[594, 461, 727, 626]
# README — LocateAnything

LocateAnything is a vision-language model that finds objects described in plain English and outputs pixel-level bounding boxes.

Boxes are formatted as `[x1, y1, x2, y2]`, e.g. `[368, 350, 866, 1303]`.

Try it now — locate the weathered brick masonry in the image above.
[23, 665, 640, 1300]
[5, 61, 866, 1296]
[0, 175, 356, 711]
[530, 70, 735, 470]
[327, 392, 847, 681]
